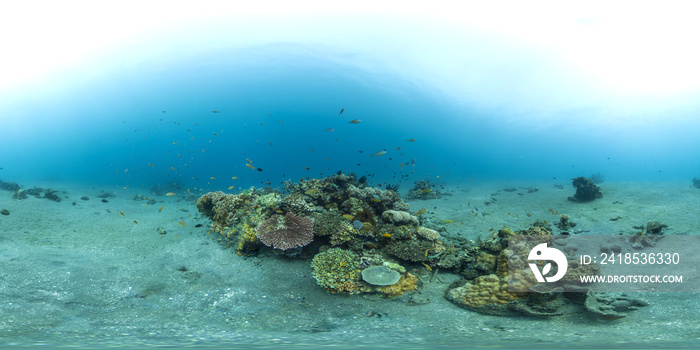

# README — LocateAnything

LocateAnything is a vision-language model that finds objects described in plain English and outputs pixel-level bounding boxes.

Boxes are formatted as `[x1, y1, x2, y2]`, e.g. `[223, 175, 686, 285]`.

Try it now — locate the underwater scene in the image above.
[2, 2, 700, 349]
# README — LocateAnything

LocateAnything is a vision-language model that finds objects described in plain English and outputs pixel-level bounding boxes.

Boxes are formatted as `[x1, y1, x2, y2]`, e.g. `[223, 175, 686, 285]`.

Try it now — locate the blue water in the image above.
[3, 36, 700, 191]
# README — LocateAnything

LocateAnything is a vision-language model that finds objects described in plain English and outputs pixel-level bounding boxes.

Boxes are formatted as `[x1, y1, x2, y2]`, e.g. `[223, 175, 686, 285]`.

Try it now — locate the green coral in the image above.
[311, 248, 361, 293]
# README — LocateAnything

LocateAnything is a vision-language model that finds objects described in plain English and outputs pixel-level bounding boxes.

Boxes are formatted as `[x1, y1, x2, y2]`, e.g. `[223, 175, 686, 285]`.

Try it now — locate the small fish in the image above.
[256, 168, 263, 172]
[304, 189, 319, 195]
[422, 262, 432, 271]
[124, 168, 129, 173]
[342, 214, 355, 220]
[304, 167, 310, 170]
[395, 147, 401, 151]
[211, 110, 219, 113]
[370, 194, 381, 203]
[407, 138, 416, 142]
[148, 163, 154, 167]
[178, 221, 187, 227]
[213, 132, 218, 136]
[415, 208, 428, 215]
[228, 186, 235, 190]
[171, 167, 176, 171]
[371, 149, 387, 157]
[348, 119, 362, 124]
[382, 233, 392, 238]
[419, 189, 433, 194]
[119, 211, 125, 216]
[340, 261, 346, 267]
[339, 108, 345, 115]
[325, 128, 335, 132]
[166, 192, 177, 196]
[231, 176, 238, 180]
[246, 164, 256, 170]
[246, 158, 253, 164]
[158, 206, 164, 213]
[488, 228, 494, 232]
[507, 212, 511, 216]
[133, 220, 139, 225]
[441, 219, 454, 224]
[210, 177, 216, 180]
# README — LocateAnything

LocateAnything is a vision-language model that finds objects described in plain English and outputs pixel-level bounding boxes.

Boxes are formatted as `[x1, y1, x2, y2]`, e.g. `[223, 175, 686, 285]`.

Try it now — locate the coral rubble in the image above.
[568, 176, 603, 202]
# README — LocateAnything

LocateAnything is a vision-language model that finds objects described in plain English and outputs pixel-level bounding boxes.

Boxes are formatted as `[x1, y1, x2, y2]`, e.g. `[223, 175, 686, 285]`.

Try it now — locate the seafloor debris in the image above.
[556, 214, 576, 231]
[568, 176, 603, 202]
[583, 292, 649, 321]
[628, 221, 667, 248]
[0, 179, 20, 192]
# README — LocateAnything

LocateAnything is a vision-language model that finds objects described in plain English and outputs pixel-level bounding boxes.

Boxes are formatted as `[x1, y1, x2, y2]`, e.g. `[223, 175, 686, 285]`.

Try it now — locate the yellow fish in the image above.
[228, 186, 235, 190]
[158, 206, 164, 213]
[166, 192, 177, 196]
[231, 177, 238, 180]
[441, 219, 454, 224]
[414, 208, 428, 215]
[382, 233, 392, 238]
[246, 163, 255, 170]
[342, 214, 355, 220]
[407, 138, 416, 142]
[304, 189, 319, 195]
[419, 189, 433, 194]
[133, 220, 139, 225]
[178, 222, 187, 227]
[348, 119, 362, 124]
[119, 211, 125, 216]
[210, 177, 216, 180]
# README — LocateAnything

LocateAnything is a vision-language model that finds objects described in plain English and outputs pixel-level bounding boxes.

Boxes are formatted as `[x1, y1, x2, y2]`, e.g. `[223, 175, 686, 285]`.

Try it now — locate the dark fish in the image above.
[339, 108, 345, 115]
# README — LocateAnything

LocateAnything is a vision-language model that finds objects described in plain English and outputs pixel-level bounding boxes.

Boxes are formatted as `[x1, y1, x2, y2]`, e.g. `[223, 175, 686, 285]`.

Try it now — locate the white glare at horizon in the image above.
[2, 1, 700, 105]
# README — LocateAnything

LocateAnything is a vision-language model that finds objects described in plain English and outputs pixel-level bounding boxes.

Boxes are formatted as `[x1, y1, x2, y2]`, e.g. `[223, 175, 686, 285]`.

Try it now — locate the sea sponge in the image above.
[382, 210, 419, 225]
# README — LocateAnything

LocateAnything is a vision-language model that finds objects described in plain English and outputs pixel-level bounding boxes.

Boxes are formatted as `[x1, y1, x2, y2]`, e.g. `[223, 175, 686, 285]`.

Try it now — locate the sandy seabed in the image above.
[0, 179, 698, 349]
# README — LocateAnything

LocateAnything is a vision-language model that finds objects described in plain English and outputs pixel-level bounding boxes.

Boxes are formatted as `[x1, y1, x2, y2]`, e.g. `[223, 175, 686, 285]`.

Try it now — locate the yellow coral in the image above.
[236, 221, 261, 256]
[378, 272, 419, 297]
[458, 274, 524, 307]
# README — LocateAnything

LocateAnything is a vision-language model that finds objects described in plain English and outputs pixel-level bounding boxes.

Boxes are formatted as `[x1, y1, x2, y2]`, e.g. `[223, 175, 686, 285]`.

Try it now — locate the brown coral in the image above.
[256, 212, 314, 251]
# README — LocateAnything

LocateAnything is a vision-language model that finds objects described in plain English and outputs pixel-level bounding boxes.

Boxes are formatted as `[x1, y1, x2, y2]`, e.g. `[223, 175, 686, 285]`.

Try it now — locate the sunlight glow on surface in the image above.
[3, 0, 700, 120]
